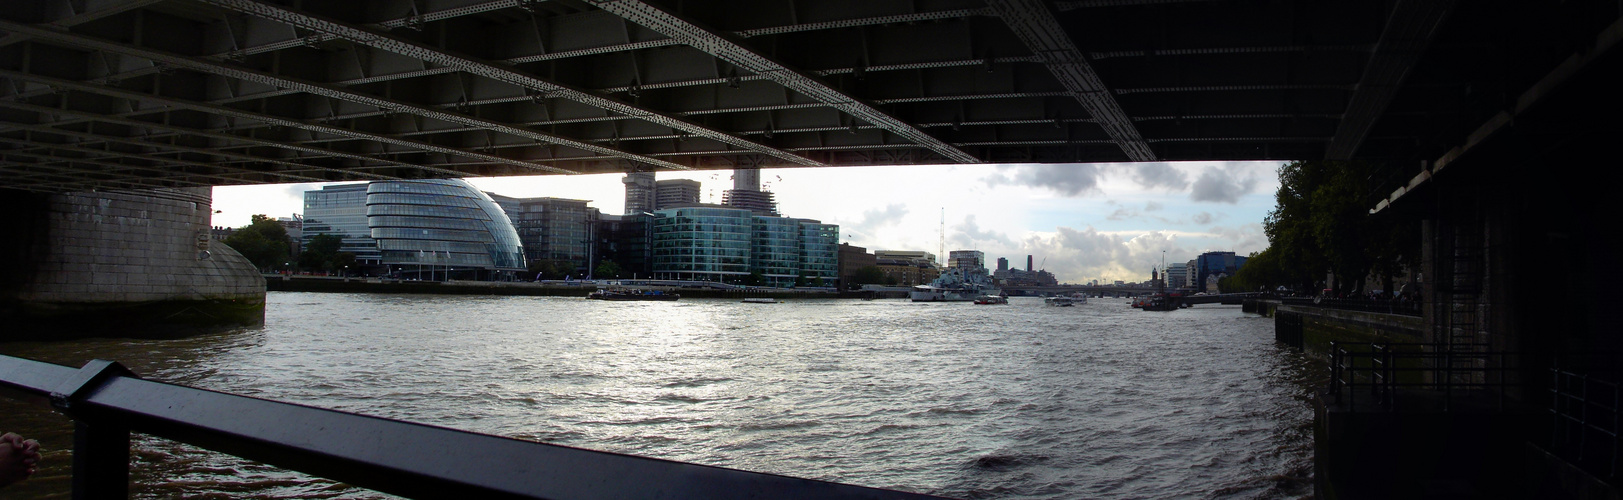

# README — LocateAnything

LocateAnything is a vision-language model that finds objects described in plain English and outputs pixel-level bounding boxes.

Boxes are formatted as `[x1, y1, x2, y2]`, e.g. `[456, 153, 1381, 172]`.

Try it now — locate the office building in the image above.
[875, 250, 937, 267]
[302, 183, 381, 266]
[650, 206, 753, 282]
[494, 196, 597, 275]
[948, 250, 985, 270]
[365, 179, 526, 280]
[622, 172, 656, 215]
[1194, 251, 1248, 291]
[655, 179, 701, 210]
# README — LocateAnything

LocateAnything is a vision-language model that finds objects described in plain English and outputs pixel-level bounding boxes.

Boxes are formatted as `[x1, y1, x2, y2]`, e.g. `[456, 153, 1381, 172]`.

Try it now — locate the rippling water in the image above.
[1, 292, 1317, 499]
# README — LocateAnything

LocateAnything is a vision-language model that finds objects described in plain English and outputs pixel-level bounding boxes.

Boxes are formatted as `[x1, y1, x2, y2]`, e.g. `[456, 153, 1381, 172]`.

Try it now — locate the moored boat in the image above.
[588, 289, 679, 301]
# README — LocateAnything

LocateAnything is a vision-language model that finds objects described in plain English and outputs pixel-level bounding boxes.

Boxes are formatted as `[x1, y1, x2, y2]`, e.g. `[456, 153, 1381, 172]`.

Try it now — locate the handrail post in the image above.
[49, 359, 138, 499]
[72, 419, 130, 499]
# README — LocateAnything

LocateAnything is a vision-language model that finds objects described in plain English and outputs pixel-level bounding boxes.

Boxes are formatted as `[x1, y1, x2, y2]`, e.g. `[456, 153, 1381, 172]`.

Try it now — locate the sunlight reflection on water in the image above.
[0, 292, 1316, 499]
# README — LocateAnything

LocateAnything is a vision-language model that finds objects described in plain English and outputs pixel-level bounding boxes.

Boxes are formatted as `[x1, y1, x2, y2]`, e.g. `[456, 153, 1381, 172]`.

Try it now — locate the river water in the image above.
[1, 292, 1318, 499]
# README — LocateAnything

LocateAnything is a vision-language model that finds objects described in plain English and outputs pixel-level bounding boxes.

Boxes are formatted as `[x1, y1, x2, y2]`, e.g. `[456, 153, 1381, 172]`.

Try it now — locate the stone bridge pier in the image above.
[1, 187, 265, 340]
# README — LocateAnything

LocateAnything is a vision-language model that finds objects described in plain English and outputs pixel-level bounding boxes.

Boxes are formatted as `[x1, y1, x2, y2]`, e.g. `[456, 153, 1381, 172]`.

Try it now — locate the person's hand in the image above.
[0, 432, 41, 487]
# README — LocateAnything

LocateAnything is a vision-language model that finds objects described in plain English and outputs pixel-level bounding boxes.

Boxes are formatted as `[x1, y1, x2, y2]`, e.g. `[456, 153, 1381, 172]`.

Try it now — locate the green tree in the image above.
[299, 233, 343, 271]
[221, 214, 290, 270]
[593, 260, 622, 279]
[1264, 160, 1419, 296]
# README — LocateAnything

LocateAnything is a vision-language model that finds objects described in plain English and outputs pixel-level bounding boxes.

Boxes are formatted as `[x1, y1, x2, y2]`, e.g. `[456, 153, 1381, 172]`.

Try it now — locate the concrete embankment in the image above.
[264, 276, 869, 300]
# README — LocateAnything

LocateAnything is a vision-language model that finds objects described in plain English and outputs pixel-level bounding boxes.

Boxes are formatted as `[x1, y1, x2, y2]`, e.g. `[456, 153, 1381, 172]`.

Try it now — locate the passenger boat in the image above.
[588, 289, 679, 301]
[973, 295, 1008, 305]
[1045, 296, 1077, 307]
[742, 298, 779, 304]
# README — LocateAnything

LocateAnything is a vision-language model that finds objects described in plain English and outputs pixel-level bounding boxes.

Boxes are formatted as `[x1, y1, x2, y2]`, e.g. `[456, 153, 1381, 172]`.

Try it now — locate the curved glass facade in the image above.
[366, 179, 525, 275]
[650, 207, 752, 281]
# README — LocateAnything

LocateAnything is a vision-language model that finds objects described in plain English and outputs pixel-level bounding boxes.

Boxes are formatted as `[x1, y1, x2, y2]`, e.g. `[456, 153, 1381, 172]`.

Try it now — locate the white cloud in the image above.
[1190, 165, 1262, 203]
[1128, 162, 1191, 191]
[982, 163, 1105, 197]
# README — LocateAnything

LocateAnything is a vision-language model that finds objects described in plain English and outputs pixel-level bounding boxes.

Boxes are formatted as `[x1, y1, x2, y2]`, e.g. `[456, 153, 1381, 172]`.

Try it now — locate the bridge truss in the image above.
[0, 0, 1616, 193]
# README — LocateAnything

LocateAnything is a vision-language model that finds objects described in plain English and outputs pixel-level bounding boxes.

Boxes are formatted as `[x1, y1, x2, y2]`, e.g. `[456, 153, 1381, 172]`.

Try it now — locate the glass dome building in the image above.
[365, 179, 525, 280]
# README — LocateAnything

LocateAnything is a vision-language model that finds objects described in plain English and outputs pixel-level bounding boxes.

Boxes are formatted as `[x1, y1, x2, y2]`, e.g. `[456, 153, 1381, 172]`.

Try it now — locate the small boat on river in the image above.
[588, 289, 679, 301]
[742, 298, 779, 304]
[1045, 296, 1078, 307]
[973, 295, 1008, 305]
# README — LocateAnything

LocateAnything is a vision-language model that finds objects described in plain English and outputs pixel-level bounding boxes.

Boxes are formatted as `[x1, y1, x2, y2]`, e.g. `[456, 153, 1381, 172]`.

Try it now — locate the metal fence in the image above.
[1326, 342, 1517, 412]
[1548, 358, 1621, 481]
[0, 354, 953, 500]
[1279, 297, 1422, 317]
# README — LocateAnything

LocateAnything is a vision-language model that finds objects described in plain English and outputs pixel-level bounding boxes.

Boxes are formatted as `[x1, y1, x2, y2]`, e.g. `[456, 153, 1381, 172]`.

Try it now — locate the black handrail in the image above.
[1279, 297, 1422, 317]
[1326, 342, 1516, 412]
[0, 355, 954, 500]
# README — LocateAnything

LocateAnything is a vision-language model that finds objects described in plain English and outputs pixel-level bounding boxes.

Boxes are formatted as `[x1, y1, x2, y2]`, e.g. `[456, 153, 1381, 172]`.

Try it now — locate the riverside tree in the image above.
[221, 214, 290, 271]
[1261, 160, 1418, 296]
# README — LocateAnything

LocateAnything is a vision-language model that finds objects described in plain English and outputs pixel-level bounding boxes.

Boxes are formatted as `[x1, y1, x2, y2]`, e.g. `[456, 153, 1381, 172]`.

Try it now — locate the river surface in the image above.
[1, 292, 1318, 499]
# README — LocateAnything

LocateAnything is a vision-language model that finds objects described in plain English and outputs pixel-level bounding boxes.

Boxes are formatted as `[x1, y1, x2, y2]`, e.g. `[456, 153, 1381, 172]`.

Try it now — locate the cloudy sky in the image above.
[212, 161, 1282, 284]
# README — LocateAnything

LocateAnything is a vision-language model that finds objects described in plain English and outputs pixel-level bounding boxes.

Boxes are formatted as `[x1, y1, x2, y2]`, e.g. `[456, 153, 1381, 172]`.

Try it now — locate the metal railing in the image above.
[1326, 342, 1517, 412]
[1280, 297, 1422, 317]
[0, 355, 952, 500]
[1548, 358, 1621, 481]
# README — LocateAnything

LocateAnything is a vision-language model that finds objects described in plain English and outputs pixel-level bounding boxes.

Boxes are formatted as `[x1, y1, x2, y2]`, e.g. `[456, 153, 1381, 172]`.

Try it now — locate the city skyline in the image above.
[212, 161, 1281, 284]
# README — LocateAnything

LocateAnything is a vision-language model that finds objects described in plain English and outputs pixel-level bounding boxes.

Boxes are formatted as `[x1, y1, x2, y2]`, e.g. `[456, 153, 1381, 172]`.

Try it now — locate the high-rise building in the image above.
[721, 167, 780, 216]
[654, 179, 701, 210]
[622, 172, 656, 215]
[302, 183, 380, 266]
[997, 257, 1009, 272]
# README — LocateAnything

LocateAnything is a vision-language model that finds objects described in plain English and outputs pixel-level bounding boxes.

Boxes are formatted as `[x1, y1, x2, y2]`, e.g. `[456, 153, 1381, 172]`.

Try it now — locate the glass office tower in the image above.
[650, 207, 752, 282]
[303, 183, 381, 266]
[751, 216, 802, 287]
[365, 179, 525, 280]
[798, 220, 840, 286]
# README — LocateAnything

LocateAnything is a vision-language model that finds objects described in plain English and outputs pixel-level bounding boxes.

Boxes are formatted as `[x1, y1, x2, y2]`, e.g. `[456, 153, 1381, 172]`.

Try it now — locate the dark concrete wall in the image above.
[1, 187, 265, 339]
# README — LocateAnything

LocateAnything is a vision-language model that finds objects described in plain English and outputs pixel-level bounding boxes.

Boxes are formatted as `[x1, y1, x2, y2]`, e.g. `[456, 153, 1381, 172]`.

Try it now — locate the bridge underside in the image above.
[2, 0, 1617, 193]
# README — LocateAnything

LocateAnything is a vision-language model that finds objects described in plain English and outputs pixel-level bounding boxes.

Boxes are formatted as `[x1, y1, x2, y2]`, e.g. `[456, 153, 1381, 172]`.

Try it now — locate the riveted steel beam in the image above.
[1325, 0, 1455, 160]
[0, 20, 614, 174]
[986, 0, 1157, 161]
[0, 0, 166, 48]
[0, 99, 402, 180]
[589, 0, 981, 164]
[0, 135, 327, 185]
[0, 80, 435, 180]
[196, 0, 815, 168]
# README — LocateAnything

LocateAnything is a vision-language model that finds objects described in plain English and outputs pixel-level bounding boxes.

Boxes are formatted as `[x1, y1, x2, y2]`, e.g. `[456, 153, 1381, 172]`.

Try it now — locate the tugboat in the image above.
[588, 289, 679, 301]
